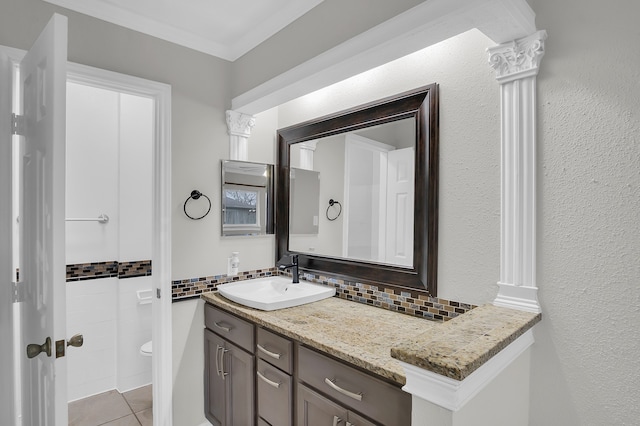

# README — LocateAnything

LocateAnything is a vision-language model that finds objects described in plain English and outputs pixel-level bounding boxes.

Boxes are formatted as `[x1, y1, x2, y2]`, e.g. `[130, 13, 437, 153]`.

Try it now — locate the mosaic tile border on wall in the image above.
[298, 271, 477, 322]
[172, 268, 476, 322]
[66, 260, 152, 282]
[171, 268, 279, 301]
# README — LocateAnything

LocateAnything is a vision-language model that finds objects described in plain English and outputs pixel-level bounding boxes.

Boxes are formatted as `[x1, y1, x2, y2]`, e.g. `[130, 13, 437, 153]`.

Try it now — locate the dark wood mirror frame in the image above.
[276, 83, 439, 295]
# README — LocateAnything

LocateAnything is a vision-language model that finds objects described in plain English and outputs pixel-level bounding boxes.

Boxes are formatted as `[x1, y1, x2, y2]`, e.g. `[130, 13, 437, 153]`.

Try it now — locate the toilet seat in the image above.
[140, 340, 152, 357]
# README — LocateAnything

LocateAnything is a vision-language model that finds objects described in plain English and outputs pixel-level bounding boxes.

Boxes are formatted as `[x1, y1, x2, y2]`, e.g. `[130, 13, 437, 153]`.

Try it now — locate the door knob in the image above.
[67, 334, 84, 348]
[26, 337, 52, 359]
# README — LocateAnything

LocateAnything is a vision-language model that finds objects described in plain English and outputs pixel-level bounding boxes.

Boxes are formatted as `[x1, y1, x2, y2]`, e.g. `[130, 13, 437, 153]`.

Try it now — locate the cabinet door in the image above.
[225, 339, 255, 426]
[297, 384, 348, 426]
[205, 329, 255, 426]
[204, 329, 227, 426]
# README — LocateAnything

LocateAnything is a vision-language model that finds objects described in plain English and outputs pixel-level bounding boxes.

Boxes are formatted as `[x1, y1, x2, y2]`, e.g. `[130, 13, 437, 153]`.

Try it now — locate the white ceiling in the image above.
[43, 0, 325, 61]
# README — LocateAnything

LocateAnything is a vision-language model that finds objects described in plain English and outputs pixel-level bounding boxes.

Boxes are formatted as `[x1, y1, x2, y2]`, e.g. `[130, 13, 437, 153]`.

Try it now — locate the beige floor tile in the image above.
[135, 408, 153, 426]
[122, 384, 153, 413]
[102, 414, 141, 426]
[68, 390, 132, 426]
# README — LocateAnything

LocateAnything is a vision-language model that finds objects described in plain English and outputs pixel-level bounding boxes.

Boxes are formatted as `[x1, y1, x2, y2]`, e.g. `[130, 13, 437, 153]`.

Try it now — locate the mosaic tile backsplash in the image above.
[66, 260, 152, 282]
[171, 268, 278, 300]
[172, 268, 476, 322]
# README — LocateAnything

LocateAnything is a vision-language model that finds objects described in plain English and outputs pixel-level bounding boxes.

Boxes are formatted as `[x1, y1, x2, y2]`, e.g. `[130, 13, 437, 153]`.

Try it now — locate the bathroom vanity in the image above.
[203, 290, 541, 426]
[203, 293, 423, 425]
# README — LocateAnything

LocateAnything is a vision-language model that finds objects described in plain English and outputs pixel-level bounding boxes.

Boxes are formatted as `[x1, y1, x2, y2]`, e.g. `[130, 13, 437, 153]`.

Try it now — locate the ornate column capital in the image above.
[488, 30, 547, 83]
[225, 110, 256, 138]
[225, 110, 256, 161]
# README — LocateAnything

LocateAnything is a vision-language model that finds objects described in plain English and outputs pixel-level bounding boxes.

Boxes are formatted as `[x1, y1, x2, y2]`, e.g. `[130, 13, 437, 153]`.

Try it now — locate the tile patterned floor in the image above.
[68, 385, 152, 426]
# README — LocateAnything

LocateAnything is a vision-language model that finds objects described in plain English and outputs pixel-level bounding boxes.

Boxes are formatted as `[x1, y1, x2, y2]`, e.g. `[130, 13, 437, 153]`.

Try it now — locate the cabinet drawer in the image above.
[257, 327, 293, 374]
[298, 346, 411, 426]
[257, 359, 292, 426]
[205, 303, 254, 352]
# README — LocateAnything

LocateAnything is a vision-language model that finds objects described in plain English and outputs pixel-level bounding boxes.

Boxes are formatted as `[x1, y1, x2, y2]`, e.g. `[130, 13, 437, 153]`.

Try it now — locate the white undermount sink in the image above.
[216, 276, 336, 311]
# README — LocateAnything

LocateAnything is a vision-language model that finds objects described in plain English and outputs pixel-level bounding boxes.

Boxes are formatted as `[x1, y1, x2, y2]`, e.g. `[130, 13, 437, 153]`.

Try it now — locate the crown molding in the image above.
[42, 0, 324, 61]
[232, 0, 536, 114]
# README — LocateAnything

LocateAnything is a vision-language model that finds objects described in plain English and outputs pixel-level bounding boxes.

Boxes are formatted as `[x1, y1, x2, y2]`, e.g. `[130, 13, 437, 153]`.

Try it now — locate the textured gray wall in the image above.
[528, 0, 640, 424]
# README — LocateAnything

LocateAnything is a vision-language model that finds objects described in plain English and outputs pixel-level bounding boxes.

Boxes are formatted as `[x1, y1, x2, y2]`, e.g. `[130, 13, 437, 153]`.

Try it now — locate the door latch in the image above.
[55, 333, 84, 358]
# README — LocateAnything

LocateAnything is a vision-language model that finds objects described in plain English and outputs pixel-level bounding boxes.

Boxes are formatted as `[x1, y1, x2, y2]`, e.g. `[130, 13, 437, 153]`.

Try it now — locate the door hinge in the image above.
[156, 288, 161, 299]
[12, 113, 25, 136]
[12, 281, 24, 303]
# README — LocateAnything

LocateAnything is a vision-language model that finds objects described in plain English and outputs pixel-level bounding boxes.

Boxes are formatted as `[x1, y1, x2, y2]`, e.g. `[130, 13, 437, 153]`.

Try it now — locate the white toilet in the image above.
[140, 340, 152, 357]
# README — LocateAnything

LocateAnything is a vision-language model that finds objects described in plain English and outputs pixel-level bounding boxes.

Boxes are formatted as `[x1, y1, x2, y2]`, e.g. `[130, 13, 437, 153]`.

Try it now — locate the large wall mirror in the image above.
[276, 84, 439, 294]
[221, 160, 274, 236]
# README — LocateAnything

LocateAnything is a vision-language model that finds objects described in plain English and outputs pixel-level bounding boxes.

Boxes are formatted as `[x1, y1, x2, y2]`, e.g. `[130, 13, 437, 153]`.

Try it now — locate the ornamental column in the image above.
[487, 30, 547, 313]
[225, 110, 256, 161]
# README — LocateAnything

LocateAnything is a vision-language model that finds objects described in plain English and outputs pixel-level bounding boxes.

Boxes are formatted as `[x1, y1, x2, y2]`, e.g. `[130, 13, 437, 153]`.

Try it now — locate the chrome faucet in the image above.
[278, 254, 299, 283]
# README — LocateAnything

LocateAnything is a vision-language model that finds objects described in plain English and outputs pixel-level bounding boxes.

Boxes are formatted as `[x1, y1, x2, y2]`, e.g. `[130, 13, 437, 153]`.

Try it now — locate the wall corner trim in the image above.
[400, 329, 535, 411]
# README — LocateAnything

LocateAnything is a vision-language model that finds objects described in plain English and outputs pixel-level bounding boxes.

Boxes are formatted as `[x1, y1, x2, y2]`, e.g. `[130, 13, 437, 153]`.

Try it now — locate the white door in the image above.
[343, 134, 393, 261]
[19, 13, 68, 426]
[385, 147, 414, 267]
[0, 50, 16, 426]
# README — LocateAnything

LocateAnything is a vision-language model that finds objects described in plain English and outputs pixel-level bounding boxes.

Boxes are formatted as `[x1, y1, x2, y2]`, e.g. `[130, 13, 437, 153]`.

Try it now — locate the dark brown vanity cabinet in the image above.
[204, 302, 411, 426]
[204, 305, 255, 426]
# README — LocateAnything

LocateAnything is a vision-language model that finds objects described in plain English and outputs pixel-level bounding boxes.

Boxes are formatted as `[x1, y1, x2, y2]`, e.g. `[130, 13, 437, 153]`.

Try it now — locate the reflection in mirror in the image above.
[277, 84, 439, 294]
[289, 119, 415, 267]
[290, 168, 320, 235]
[221, 160, 274, 236]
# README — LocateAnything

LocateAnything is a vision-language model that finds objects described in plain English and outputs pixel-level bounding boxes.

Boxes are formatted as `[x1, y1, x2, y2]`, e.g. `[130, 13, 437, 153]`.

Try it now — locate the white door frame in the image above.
[66, 62, 173, 425]
[0, 44, 173, 426]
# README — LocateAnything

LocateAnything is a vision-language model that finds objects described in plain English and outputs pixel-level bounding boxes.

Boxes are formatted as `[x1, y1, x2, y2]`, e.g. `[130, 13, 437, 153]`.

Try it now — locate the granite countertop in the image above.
[201, 292, 541, 385]
[390, 304, 541, 380]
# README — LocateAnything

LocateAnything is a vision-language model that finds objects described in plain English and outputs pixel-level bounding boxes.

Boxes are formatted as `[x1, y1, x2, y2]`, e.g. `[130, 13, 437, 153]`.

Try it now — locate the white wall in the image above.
[65, 83, 153, 400]
[527, 0, 640, 424]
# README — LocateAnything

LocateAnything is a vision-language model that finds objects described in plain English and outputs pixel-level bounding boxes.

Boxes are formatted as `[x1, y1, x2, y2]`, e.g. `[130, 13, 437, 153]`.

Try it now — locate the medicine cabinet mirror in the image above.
[277, 84, 439, 294]
[221, 160, 274, 237]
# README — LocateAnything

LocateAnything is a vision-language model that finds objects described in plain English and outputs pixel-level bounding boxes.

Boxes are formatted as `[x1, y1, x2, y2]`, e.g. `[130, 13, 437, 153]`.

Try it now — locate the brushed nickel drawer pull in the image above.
[324, 378, 363, 401]
[257, 371, 281, 388]
[215, 345, 222, 376]
[257, 343, 281, 360]
[219, 347, 229, 380]
[332, 415, 342, 426]
[213, 321, 231, 332]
